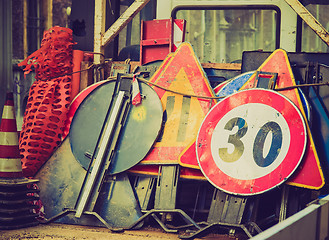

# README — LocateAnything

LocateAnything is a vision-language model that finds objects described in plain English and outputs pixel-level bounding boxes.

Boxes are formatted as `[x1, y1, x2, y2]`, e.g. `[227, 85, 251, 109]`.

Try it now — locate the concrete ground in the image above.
[0, 223, 243, 240]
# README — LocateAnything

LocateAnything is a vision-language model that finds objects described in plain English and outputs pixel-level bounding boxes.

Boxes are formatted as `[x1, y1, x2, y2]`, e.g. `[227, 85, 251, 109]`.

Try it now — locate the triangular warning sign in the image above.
[179, 140, 199, 169]
[140, 42, 216, 164]
[149, 53, 174, 84]
[179, 71, 255, 174]
[240, 49, 325, 189]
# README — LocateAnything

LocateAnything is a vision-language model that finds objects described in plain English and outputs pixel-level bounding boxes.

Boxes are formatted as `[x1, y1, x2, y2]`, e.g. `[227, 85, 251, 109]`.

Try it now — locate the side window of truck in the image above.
[174, 7, 279, 63]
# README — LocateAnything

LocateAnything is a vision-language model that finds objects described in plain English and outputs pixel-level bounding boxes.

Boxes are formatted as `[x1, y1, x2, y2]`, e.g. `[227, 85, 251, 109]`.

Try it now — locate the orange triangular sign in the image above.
[179, 140, 199, 169]
[240, 49, 325, 189]
[140, 42, 216, 164]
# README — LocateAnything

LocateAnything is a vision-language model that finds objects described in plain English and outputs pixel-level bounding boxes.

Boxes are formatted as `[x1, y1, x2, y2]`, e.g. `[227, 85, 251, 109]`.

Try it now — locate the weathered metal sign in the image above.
[240, 49, 325, 189]
[213, 79, 229, 95]
[179, 76, 312, 174]
[68, 80, 163, 175]
[196, 89, 307, 196]
[140, 42, 216, 165]
[215, 71, 254, 96]
[179, 71, 254, 171]
[62, 81, 105, 139]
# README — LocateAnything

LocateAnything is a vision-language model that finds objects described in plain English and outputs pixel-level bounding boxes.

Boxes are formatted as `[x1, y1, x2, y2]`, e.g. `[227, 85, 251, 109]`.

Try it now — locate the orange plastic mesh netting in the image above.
[18, 26, 75, 177]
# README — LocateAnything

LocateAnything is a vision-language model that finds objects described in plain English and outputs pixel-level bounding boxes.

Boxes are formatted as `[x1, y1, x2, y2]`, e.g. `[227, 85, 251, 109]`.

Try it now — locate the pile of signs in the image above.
[34, 42, 329, 239]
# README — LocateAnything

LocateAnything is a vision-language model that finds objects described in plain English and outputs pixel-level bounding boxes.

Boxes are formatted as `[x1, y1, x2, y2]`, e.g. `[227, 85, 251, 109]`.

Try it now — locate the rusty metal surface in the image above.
[35, 79, 162, 228]
[35, 137, 143, 228]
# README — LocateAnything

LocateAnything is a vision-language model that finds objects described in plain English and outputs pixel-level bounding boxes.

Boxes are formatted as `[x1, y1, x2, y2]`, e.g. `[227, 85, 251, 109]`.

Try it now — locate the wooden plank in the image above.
[201, 62, 241, 70]
[106, 61, 140, 74]
[23, 0, 28, 59]
[284, 0, 329, 47]
[42, 0, 53, 30]
[101, 0, 151, 47]
[79, 61, 93, 92]
[93, 0, 106, 64]
[106, 61, 241, 72]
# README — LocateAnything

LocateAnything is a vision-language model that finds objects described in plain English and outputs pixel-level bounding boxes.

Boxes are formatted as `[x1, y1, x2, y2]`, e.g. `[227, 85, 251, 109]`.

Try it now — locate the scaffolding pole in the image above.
[284, 0, 329, 47]
[93, 0, 150, 64]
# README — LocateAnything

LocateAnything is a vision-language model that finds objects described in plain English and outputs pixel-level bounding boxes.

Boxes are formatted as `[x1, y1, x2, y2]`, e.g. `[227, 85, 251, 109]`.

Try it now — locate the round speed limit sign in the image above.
[196, 89, 307, 196]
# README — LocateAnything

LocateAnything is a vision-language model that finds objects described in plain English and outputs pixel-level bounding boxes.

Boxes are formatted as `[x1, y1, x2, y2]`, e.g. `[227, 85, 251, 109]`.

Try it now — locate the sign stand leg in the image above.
[154, 165, 179, 210]
[134, 176, 156, 211]
[277, 184, 315, 223]
[179, 188, 261, 239]
[127, 165, 202, 233]
[279, 185, 289, 222]
[155, 165, 179, 224]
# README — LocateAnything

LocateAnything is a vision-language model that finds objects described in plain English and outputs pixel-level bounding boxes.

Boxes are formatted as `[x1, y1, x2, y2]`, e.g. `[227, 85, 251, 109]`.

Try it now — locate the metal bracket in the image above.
[127, 165, 203, 233]
[208, 189, 247, 224]
[110, 63, 131, 77]
[39, 208, 124, 232]
[74, 75, 132, 217]
[125, 209, 201, 233]
[255, 71, 278, 89]
[154, 165, 180, 210]
[134, 176, 156, 211]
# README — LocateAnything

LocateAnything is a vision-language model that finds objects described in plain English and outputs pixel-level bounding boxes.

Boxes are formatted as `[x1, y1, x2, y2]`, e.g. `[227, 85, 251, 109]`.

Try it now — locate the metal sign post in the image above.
[75, 76, 132, 217]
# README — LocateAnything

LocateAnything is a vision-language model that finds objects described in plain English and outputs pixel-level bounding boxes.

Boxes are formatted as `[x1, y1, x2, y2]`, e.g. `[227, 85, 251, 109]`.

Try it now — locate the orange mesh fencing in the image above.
[18, 26, 75, 177]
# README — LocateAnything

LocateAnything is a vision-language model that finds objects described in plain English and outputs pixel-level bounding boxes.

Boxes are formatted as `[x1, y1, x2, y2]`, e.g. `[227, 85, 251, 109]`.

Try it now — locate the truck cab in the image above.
[117, 0, 329, 64]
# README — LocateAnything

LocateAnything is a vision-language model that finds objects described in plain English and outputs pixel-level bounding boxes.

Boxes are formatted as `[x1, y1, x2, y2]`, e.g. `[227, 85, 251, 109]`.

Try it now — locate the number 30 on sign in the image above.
[196, 89, 307, 196]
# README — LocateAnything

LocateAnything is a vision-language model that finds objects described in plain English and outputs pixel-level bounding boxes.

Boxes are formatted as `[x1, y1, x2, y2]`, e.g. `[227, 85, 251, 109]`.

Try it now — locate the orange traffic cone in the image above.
[0, 92, 23, 178]
[0, 92, 40, 229]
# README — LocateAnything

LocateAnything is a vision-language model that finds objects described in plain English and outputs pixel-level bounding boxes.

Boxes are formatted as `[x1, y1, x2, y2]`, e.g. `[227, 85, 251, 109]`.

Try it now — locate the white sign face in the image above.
[210, 103, 290, 180]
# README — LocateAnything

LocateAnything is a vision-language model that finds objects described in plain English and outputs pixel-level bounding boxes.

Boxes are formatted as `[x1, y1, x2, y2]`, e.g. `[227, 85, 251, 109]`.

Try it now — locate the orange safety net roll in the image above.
[18, 26, 75, 177]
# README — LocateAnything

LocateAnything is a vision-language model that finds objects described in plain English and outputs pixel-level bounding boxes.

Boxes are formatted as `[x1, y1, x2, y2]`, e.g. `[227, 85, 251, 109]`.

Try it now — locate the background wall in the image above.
[0, 0, 13, 123]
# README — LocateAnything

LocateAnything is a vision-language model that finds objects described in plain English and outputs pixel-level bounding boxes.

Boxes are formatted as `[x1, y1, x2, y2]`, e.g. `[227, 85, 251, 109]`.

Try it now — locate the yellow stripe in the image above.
[1, 105, 15, 119]
[0, 132, 19, 145]
[0, 158, 22, 172]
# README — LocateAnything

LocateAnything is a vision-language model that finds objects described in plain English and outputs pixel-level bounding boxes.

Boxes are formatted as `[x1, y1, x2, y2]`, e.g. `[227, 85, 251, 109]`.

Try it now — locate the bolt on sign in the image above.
[140, 42, 217, 165]
[240, 49, 325, 190]
[197, 89, 307, 196]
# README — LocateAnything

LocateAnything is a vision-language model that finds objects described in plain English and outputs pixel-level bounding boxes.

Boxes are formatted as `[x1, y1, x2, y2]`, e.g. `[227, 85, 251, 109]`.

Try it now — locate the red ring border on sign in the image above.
[196, 89, 307, 196]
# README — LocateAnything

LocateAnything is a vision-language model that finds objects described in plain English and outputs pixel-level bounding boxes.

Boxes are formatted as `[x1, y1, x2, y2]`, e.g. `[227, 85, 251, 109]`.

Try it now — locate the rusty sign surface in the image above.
[140, 42, 216, 165]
